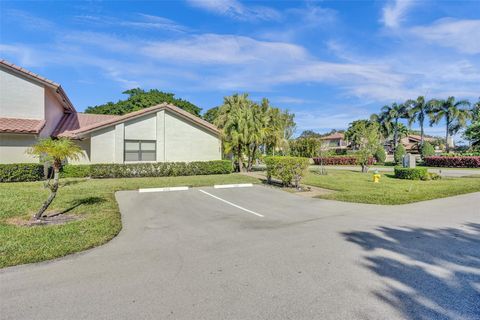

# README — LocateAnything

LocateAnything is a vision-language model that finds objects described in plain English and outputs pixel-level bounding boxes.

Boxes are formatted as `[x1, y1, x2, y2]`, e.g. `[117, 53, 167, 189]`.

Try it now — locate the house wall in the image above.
[41, 89, 65, 137]
[164, 111, 221, 162]
[0, 134, 38, 163]
[69, 139, 91, 164]
[0, 67, 45, 119]
[84, 110, 221, 164]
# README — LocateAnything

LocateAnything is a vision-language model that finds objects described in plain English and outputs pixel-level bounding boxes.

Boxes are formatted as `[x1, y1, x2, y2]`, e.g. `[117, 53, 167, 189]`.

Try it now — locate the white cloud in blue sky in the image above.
[0, 0, 478, 139]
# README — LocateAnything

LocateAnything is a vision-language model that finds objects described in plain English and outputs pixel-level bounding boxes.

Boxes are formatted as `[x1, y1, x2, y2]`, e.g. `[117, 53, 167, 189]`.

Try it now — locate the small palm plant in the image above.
[28, 138, 84, 220]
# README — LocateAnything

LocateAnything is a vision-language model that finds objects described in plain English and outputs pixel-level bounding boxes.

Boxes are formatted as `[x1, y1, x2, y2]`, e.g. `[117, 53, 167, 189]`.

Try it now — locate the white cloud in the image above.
[186, 0, 281, 21]
[411, 18, 480, 54]
[381, 0, 415, 28]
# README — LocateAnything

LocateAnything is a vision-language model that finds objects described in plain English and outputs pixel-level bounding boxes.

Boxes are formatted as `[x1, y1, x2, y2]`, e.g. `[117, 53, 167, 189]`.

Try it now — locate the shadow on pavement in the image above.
[342, 223, 480, 320]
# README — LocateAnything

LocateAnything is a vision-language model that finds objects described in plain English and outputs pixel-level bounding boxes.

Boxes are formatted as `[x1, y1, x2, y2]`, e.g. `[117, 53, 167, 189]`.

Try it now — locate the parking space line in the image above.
[198, 189, 264, 218]
[139, 186, 189, 193]
[214, 183, 253, 189]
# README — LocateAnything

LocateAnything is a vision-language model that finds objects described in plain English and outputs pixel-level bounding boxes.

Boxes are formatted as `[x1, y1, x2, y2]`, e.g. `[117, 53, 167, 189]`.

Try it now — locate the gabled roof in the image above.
[320, 132, 344, 140]
[0, 117, 46, 134]
[0, 59, 76, 113]
[54, 103, 219, 138]
[53, 113, 121, 138]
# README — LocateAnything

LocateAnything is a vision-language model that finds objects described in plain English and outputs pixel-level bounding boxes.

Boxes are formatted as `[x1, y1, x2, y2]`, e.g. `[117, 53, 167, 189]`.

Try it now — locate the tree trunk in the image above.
[445, 117, 450, 153]
[420, 121, 424, 146]
[361, 164, 369, 173]
[247, 145, 257, 172]
[34, 166, 59, 220]
[237, 146, 244, 172]
[393, 119, 398, 150]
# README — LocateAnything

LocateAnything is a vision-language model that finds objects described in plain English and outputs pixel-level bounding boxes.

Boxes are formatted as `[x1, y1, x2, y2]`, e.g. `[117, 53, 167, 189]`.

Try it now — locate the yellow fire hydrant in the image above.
[373, 170, 381, 183]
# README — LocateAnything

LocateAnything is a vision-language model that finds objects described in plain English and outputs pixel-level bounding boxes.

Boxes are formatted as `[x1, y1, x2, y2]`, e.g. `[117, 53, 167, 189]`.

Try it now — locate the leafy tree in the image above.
[464, 122, 480, 149]
[380, 103, 408, 149]
[374, 146, 386, 164]
[394, 145, 406, 164]
[346, 120, 381, 172]
[299, 130, 322, 138]
[405, 96, 433, 146]
[420, 141, 435, 158]
[203, 106, 220, 124]
[28, 138, 84, 220]
[289, 137, 321, 158]
[85, 88, 202, 117]
[428, 97, 471, 152]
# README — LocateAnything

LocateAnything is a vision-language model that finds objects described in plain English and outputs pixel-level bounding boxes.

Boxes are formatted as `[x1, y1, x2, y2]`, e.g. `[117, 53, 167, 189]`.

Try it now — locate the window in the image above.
[124, 140, 156, 162]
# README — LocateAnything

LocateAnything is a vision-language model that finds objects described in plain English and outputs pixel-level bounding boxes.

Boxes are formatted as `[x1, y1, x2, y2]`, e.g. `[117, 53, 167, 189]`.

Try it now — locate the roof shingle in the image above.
[0, 117, 46, 134]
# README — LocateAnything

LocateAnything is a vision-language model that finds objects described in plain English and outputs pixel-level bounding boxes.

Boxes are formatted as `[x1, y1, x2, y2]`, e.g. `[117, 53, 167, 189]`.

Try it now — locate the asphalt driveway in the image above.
[1, 186, 479, 320]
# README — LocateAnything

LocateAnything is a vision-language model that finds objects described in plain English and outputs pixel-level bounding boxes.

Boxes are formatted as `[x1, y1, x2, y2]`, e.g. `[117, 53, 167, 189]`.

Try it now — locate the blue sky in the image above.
[1, 0, 479, 138]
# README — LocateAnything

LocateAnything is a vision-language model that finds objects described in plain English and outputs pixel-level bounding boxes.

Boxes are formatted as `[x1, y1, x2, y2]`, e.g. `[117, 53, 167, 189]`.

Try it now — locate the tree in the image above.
[405, 96, 432, 146]
[394, 145, 406, 164]
[203, 106, 220, 124]
[28, 138, 84, 220]
[85, 88, 202, 117]
[420, 141, 435, 158]
[428, 97, 471, 152]
[380, 103, 408, 150]
[345, 120, 381, 172]
[464, 99, 480, 149]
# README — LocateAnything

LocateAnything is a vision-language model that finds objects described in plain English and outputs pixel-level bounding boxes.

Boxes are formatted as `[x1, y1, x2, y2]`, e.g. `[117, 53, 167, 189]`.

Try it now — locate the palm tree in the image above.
[380, 103, 408, 150]
[428, 96, 471, 152]
[405, 96, 432, 146]
[28, 138, 84, 220]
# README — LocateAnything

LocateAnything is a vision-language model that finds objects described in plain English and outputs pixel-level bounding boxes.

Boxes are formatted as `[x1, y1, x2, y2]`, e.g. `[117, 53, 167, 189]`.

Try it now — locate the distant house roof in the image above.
[0, 117, 46, 134]
[54, 103, 220, 138]
[320, 132, 344, 140]
[0, 59, 76, 113]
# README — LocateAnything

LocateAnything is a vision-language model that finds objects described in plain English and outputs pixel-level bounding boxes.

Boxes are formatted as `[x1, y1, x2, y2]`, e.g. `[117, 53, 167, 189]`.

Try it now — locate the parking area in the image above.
[1, 186, 479, 320]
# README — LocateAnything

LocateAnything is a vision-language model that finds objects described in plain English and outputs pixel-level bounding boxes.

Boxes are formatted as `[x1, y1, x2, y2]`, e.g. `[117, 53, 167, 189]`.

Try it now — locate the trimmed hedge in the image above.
[264, 156, 309, 187]
[89, 160, 233, 178]
[312, 156, 375, 166]
[394, 167, 429, 180]
[424, 156, 480, 168]
[0, 163, 44, 182]
[60, 164, 91, 178]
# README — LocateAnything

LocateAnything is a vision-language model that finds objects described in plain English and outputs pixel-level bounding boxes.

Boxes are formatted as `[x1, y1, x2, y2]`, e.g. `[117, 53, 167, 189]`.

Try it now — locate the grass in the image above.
[303, 169, 480, 205]
[0, 174, 259, 268]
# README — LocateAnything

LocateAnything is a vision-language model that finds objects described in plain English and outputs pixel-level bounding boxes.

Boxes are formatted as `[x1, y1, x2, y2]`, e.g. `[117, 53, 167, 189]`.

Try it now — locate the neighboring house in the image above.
[0, 60, 221, 164]
[320, 132, 348, 150]
[388, 135, 437, 154]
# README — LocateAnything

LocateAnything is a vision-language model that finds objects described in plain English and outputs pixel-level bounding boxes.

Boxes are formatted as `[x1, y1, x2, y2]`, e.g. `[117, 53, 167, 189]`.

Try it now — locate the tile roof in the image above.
[54, 103, 219, 138]
[320, 132, 344, 140]
[53, 113, 121, 138]
[0, 117, 46, 134]
[0, 59, 76, 112]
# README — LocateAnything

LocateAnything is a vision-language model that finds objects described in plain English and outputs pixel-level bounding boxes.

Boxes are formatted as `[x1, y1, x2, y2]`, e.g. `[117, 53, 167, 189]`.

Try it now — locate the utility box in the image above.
[402, 153, 416, 168]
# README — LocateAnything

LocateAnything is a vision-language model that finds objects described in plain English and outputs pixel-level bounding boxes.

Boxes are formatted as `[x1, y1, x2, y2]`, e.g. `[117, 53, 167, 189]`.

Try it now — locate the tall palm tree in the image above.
[405, 96, 432, 146]
[428, 96, 471, 152]
[380, 102, 408, 150]
[28, 138, 84, 220]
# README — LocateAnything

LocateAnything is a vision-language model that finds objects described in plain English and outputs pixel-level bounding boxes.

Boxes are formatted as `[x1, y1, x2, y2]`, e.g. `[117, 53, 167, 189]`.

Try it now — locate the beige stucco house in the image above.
[0, 60, 221, 164]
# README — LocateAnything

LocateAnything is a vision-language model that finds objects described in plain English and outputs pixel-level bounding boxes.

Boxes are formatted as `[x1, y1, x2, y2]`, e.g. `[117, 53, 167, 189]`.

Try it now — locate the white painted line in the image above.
[139, 186, 189, 193]
[198, 189, 264, 218]
[214, 183, 253, 189]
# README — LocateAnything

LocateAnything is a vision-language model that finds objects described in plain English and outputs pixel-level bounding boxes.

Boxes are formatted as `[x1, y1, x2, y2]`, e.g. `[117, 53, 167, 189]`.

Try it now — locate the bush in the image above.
[394, 145, 406, 164]
[312, 156, 374, 166]
[394, 167, 429, 180]
[423, 156, 480, 168]
[374, 147, 386, 163]
[60, 164, 91, 178]
[264, 156, 309, 188]
[420, 142, 435, 159]
[89, 160, 233, 179]
[0, 163, 44, 182]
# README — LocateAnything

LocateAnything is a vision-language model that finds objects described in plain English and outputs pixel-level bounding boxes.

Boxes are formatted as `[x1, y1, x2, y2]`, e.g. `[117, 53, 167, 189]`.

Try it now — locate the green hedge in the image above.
[0, 163, 44, 182]
[89, 160, 233, 178]
[60, 164, 91, 178]
[394, 167, 429, 180]
[264, 156, 309, 187]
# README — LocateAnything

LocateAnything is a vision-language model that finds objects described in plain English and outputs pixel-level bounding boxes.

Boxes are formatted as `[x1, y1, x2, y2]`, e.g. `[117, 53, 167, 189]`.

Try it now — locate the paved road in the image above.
[1, 186, 479, 320]
[315, 165, 480, 177]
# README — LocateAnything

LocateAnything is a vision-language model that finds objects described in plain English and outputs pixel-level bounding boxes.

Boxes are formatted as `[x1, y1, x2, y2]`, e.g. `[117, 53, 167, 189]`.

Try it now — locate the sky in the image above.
[1, 0, 479, 138]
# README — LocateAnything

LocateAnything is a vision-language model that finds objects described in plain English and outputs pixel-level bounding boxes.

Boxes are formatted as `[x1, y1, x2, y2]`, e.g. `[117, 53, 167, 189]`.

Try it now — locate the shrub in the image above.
[312, 156, 374, 166]
[394, 167, 429, 180]
[264, 156, 309, 188]
[374, 147, 386, 163]
[89, 160, 233, 179]
[0, 163, 44, 182]
[420, 142, 435, 159]
[60, 164, 91, 178]
[394, 145, 406, 164]
[423, 156, 480, 168]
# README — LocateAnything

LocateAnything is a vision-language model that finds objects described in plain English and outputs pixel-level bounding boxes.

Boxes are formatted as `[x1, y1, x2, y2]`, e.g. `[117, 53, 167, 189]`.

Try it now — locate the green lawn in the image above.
[0, 174, 259, 268]
[303, 170, 480, 205]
